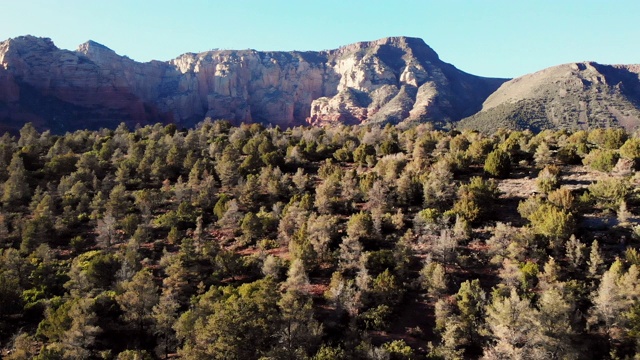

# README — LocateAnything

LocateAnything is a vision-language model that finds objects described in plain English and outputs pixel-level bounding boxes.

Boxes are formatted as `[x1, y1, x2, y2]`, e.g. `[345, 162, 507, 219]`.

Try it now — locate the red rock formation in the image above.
[0, 35, 506, 133]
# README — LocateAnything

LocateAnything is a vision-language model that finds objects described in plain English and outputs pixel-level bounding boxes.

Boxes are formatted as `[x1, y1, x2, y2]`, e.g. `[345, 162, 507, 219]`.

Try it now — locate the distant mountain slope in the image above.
[458, 62, 640, 133]
[0, 35, 506, 133]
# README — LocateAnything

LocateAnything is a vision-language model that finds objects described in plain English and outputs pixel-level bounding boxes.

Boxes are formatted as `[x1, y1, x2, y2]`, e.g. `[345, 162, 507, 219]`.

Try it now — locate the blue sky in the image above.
[1, 0, 639, 78]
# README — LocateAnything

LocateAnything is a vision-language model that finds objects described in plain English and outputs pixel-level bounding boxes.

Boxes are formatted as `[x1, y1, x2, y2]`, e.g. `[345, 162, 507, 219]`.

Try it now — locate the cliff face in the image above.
[165, 49, 329, 127]
[308, 37, 506, 126]
[0, 35, 506, 132]
[0, 36, 172, 133]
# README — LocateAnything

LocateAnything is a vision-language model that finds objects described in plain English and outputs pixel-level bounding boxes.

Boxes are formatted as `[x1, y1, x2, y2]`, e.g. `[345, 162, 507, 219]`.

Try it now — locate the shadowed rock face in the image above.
[0, 35, 506, 133]
[0, 36, 173, 133]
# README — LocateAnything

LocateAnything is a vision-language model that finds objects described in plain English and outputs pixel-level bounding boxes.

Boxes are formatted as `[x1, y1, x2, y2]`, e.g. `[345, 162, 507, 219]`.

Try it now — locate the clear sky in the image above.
[1, 0, 639, 78]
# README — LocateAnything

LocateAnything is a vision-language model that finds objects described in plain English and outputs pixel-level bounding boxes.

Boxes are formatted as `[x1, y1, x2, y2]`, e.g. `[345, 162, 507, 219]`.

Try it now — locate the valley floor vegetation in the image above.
[1, 121, 640, 359]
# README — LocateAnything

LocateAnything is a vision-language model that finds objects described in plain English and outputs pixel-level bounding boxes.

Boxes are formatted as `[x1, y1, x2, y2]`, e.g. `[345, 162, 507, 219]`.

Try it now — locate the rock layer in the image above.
[0, 35, 506, 133]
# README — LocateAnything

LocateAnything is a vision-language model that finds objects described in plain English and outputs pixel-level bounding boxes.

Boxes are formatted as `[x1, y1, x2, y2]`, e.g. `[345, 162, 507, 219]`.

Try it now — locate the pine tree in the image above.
[531, 287, 578, 359]
[307, 213, 339, 263]
[160, 252, 191, 303]
[534, 141, 553, 167]
[338, 235, 364, 276]
[618, 201, 632, 226]
[95, 211, 118, 249]
[106, 183, 129, 219]
[217, 199, 243, 230]
[284, 258, 310, 293]
[420, 260, 448, 297]
[240, 212, 262, 244]
[433, 229, 460, 267]
[536, 165, 560, 194]
[262, 254, 282, 279]
[456, 279, 486, 345]
[291, 168, 309, 194]
[176, 278, 280, 359]
[588, 240, 604, 279]
[116, 269, 159, 346]
[152, 292, 180, 359]
[566, 235, 586, 271]
[215, 145, 241, 188]
[314, 174, 340, 214]
[62, 297, 102, 359]
[2, 153, 30, 206]
[484, 288, 535, 359]
[590, 261, 626, 340]
[273, 291, 323, 359]
[484, 149, 511, 178]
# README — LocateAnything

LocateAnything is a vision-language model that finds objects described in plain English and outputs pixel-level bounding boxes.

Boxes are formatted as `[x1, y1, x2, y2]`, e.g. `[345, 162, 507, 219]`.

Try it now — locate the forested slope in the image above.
[0, 122, 640, 359]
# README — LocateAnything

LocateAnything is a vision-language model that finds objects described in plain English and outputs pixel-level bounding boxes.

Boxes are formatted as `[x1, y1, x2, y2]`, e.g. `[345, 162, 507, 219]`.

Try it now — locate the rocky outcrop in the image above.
[0, 36, 173, 133]
[166, 49, 329, 127]
[0, 35, 507, 133]
[307, 37, 506, 126]
[459, 62, 640, 132]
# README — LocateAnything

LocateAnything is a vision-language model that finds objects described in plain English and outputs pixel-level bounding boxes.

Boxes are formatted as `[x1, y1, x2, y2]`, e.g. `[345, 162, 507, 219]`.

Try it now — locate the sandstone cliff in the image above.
[0, 36, 173, 133]
[0, 35, 506, 133]
[307, 37, 506, 127]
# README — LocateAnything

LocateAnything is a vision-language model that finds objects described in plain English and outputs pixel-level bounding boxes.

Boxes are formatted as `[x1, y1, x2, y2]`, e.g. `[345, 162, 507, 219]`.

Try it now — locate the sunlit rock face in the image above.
[0, 35, 506, 133]
[307, 37, 506, 126]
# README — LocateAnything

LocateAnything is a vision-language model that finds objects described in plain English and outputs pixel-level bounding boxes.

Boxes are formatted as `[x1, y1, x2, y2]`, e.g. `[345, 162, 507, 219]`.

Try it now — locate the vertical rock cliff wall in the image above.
[0, 35, 507, 132]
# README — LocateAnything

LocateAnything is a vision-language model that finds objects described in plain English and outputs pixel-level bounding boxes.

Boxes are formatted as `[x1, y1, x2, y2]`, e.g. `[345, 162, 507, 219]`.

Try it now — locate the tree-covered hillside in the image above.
[1, 121, 640, 359]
